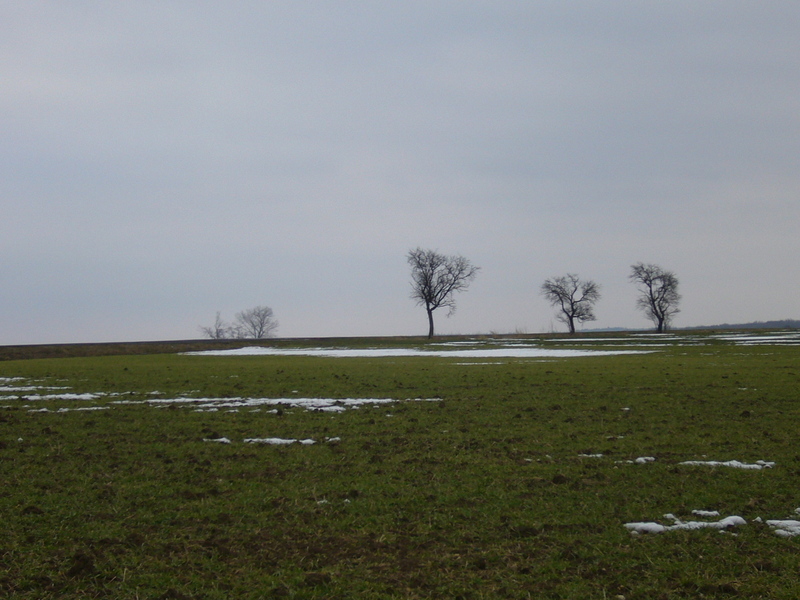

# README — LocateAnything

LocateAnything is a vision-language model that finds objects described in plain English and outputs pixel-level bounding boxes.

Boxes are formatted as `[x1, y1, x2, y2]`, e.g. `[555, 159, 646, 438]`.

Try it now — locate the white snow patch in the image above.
[185, 346, 649, 359]
[692, 510, 720, 518]
[767, 520, 800, 537]
[625, 513, 746, 535]
[120, 396, 437, 411]
[203, 437, 231, 444]
[710, 332, 800, 345]
[244, 438, 316, 445]
[618, 456, 656, 464]
[29, 406, 109, 413]
[21, 393, 102, 401]
[678, 459, 775, 470]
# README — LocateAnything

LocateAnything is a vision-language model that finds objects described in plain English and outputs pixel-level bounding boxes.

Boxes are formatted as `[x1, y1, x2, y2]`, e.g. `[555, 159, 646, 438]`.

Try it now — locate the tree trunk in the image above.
[427, 308, 435, 338]
[568, 316, 576, 334]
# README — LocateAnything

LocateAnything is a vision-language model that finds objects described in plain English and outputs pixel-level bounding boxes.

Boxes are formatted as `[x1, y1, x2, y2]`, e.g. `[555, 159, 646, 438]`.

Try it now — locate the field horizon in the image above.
[4, 325, 798, 361]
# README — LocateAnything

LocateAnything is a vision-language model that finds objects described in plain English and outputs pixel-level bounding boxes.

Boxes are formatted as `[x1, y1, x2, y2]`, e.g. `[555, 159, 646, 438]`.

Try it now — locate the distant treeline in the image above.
[684, 319, 800, 330]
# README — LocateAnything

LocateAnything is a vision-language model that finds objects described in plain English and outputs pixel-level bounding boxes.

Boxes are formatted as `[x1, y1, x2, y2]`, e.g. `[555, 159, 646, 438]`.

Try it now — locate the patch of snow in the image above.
[692, 510, 720, 518]
[203, 437, 231, 444]
[625, 522, 667, 534]
[244, 437, 316, 445]
[635, 456, 656, 464]
[710, 332, 800, 345]
[766, 520, 800, 537]
[0, 386, 41, 392]
[125, 396, 437, 412]
[625, 514, 746, 535]
[678, 459, 775, 470]
[22, 393, 102, 401]
[185, 346, 650, 359]
[579, 453, 603, 458]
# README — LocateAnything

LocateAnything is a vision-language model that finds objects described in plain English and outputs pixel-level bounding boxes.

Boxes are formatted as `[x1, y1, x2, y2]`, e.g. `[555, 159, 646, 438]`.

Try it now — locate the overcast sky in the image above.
[3, 2, 799, 344]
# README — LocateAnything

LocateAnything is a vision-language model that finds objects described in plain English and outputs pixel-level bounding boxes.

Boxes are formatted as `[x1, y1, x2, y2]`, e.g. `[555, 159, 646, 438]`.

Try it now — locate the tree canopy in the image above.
[408, 248, 479, 338]
[629, 263, 681, 333]
[541, 274, 601, 334]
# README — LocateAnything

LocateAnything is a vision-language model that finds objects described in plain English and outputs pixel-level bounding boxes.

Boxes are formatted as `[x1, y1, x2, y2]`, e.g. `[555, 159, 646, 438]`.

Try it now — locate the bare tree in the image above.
[200, 306, 279, 339]
[199, 311, 233, 339]
[234, 306, 279, 339]
[629, 262, 680, 333]
[540, 274, 601, 334]
[408, 248, 479, 338]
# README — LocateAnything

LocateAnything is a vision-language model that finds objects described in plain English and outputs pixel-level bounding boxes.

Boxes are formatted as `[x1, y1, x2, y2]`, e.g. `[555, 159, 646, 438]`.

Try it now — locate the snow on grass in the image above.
[244, 437, 316, 445]
[27, 406, 110, 413]
[113, 396, 438, 412]
[615, 456, 656, 464]
[625, 513, 747, 535]
[1, 376, 435, 415]
[710, 331, 800, 345]
[21, 393, 103, 401]
[766, 519, 800, 537]
[184, 346, 648, 359]
[626, 507, 800, 538]
[204, 436, 340, 445]
[678, 459, 775, 470]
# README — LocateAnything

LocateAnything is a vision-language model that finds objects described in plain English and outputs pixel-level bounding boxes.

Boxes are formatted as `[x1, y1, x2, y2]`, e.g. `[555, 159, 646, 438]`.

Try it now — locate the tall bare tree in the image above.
[541, 274, 601, 334]
[234, 305, 279, 338]
[629, 262, 680, 333]
[408, 248, 479, 338]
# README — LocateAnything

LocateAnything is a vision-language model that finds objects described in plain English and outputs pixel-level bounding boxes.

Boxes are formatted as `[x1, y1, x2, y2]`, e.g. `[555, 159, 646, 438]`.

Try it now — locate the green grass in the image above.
[1, 333, 799, 599]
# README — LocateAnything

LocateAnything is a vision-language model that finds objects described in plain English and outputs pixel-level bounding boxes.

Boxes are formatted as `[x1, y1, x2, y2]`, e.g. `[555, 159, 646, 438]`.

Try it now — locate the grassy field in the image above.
[1, 332, 799, 599]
